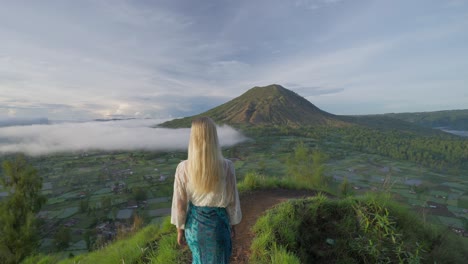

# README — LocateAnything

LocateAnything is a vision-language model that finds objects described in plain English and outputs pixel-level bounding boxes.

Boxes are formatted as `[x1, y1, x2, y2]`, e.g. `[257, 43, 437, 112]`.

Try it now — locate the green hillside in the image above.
[383, 109, 468, 130]
[22, 218, 190, 264]
[159, 84, 444, 137]
[337, 115, 447, 136]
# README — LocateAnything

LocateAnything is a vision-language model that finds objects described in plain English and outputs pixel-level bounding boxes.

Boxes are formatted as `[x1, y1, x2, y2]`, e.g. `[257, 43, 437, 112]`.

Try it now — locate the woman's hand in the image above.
[177, 228, 186, 247]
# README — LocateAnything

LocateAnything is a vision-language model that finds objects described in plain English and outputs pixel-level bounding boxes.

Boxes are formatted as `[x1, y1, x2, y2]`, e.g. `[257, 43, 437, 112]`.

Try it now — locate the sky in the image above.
[1, 0, 467, 121]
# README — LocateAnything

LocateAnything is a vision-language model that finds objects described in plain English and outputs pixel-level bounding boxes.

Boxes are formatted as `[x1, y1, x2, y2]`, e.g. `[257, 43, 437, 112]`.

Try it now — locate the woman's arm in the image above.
[226, 160, 242, 226]
[171, 162, 189, 230]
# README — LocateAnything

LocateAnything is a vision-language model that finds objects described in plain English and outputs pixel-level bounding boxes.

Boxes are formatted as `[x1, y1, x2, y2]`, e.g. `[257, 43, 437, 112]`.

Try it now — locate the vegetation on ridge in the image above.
[22, 218, 190, 264]
[383, 109, 468, 130]
[250, 194, 468, 263]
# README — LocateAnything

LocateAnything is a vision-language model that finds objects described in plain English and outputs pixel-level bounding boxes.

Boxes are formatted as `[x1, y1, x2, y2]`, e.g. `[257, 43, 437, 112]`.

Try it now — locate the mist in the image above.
[0, 119, 247, 156]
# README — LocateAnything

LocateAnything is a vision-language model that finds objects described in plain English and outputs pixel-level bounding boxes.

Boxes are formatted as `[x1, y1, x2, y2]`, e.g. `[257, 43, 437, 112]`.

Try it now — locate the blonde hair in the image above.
[187, 117, 224, 194]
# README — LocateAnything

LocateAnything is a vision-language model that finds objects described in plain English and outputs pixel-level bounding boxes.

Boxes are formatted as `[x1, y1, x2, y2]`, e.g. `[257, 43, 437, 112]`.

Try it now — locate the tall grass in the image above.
[21, 217, 190, 264]
[21, 255, 61, 264]
[268, 243, 301, 264]
[145, 218, 191, 264]
[250, 194, 468, 263]
[59, 223, 161, 264]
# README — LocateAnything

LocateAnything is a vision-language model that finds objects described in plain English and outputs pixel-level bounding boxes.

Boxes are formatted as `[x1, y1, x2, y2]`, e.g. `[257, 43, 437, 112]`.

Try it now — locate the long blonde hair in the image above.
[187, 117, 224, 194]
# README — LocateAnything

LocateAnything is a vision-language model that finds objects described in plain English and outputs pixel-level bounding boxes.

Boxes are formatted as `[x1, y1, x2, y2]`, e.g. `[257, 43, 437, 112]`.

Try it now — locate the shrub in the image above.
[250, 195, 468, 263]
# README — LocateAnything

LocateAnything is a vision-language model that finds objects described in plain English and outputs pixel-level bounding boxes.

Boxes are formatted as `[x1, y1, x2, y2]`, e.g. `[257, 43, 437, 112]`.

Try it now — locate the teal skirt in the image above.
[185, 202, 232, 264]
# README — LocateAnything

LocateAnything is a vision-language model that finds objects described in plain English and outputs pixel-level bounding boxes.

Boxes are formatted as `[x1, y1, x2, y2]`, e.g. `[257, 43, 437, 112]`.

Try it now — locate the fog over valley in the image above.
[0, 119, 247, 156]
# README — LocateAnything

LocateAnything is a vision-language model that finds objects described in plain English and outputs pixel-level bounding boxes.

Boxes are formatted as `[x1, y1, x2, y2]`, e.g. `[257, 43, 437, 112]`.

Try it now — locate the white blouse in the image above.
[171, 159, 242, 229]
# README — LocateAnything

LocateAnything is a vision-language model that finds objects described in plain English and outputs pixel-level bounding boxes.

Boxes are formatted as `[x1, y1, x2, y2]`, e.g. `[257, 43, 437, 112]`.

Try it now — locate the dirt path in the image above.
[230, 189, 318, 264]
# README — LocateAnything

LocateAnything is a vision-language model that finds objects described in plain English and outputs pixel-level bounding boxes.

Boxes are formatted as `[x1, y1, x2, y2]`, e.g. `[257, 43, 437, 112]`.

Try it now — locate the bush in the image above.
[238, 171, 330, 193]
[250, 194, 468, 264]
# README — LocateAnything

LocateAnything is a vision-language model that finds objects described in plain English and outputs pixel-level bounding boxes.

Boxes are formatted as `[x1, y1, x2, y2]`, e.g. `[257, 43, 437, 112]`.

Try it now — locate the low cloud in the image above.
[0, 119, 247, 156]
[287, 85, 345, 97]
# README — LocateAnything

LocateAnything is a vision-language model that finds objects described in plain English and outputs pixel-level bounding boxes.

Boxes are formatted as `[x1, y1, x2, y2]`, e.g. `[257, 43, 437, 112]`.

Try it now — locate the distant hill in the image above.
[381, 109, 468, 130]
[160, 84, 349, 128]
[336, 115, 446, 135]
[0, 117, 49, 127]
[159, 84, 444, 135]
[94, 118, 137, 122]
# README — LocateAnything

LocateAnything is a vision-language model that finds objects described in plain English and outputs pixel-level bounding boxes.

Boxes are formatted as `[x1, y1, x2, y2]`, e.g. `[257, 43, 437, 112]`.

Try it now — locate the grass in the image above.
[21, 255, 62, 264]
[238, 171, 290, 192]
[238, 171, 332, 194]
[22, 217, 190, 264]
[269, 244, 301, 264]
[249, 193, 468, 264]
[148, 201, 172, 210]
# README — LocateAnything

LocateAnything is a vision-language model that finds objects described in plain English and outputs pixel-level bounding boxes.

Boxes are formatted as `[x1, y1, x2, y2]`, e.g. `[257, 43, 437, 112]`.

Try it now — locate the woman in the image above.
[171, 117, 242, 264]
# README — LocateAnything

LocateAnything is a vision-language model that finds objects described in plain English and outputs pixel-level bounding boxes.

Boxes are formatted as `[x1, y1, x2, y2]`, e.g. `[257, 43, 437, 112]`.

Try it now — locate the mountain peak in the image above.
[250, 84, 286, 91]
[161, 84, 346, 128]
[247, 84, 294, 96]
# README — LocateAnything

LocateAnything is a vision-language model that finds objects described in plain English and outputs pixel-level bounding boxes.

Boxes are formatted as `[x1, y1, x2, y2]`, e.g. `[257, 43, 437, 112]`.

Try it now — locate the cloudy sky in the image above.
[1, 0, 467, 120]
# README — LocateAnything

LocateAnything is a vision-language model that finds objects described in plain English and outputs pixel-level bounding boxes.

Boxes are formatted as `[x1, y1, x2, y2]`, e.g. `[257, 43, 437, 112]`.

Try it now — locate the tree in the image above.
[310, 150, 327, 188]
[0, 155, 46, 263]
[463, 218, 468, 233]
[132, 187, 147, 202]
[100, 196, 112, 210]
[79, 198, 90, 213]
[258, 160, 266, 174]
[287, 141, 328, 188]
[339, 177, 352, 197]
[286, 141, 312, 183]
[54, 226, 71, 250]
[112, 206, 118, 220]
[84, 229, 96, 251]
[132, 214, 143, 232]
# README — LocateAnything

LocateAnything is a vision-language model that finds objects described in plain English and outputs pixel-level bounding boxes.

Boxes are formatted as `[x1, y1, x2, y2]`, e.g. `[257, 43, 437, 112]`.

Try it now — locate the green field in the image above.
[1, 131, 467, 257]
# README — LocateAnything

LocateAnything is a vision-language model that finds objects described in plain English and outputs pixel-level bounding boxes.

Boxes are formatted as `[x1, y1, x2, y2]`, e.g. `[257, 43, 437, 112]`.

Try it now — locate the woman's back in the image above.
[170, 117, 242, 264]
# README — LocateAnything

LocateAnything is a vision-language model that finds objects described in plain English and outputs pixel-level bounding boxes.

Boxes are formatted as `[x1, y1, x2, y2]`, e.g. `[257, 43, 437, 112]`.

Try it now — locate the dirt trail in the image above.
[230, 189, 318, 264]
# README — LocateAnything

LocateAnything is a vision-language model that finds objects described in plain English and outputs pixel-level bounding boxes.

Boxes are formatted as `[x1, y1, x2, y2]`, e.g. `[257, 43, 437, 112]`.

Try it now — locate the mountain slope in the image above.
[159, 84, 449, 136]
[382, 109, 468, 130]
[336, 114, 447, 136]
[160, 84, 348, 128]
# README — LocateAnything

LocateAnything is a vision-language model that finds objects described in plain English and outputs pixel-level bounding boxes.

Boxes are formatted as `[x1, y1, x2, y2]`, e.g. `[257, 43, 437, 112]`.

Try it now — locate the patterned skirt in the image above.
[185, 202, 232, 264]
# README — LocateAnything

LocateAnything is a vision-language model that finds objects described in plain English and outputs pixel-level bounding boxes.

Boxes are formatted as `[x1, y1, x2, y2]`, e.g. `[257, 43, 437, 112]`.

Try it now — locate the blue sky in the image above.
[1, 0, 467, 120]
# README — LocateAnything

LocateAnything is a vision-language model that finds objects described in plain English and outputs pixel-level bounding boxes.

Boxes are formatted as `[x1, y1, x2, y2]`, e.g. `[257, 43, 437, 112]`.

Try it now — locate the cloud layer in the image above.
[0, 119, 247, 156]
